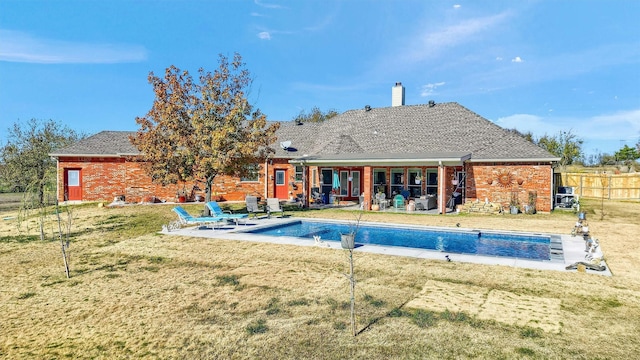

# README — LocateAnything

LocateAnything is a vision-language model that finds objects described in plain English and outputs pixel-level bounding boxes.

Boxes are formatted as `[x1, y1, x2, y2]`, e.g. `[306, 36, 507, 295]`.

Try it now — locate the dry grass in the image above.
[1, 199, 639, 359]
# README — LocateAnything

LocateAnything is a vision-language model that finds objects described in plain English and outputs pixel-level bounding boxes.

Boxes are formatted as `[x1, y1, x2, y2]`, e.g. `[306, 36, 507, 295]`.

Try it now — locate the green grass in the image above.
[245, 319, 268, 335]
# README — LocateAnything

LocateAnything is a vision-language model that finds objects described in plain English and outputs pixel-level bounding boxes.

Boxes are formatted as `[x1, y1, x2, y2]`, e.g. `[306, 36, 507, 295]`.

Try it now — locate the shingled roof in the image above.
[273, 102, 557, 162]
[51, 102, 557, 163]
[50, 131, 139, 157]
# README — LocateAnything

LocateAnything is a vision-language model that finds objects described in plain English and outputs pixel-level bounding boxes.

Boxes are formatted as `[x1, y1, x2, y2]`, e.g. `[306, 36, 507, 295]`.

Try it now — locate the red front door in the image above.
[274, 169, 288, 199]
[64, 169, 82, 201]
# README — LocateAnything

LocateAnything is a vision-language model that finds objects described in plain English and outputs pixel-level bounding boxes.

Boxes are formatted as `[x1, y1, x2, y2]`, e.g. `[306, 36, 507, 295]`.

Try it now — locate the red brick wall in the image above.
[464, 162, 553, 212]
[56, 156, 554, 211]
[56, 157, 268, 203]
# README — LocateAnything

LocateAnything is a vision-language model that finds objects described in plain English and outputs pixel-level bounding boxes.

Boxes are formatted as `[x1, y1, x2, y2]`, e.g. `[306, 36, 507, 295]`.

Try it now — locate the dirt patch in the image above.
[406, 279, 562, 333]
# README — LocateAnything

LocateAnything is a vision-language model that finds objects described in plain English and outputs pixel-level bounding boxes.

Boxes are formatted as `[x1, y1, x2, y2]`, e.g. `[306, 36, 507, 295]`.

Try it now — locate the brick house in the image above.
[50, 83, 559, 212]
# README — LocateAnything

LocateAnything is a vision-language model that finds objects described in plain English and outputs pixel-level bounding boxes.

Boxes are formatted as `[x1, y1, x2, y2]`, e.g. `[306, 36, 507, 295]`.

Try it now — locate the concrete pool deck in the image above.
[161, 217, 611, 276]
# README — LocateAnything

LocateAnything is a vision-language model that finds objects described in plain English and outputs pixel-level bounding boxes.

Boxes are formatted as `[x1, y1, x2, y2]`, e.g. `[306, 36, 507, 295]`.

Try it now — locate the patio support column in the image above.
[302, 165, 308, 208]
[438, 162, 447, 214]
[363, 166, 372, 210]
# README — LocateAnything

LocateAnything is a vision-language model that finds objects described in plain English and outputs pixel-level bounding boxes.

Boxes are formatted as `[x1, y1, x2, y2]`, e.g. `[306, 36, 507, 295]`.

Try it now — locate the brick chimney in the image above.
[392, 82, 405, 107]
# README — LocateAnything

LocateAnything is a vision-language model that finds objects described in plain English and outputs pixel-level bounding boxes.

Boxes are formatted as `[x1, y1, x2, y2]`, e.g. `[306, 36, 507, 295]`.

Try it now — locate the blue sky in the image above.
[1, 0, 639, 158]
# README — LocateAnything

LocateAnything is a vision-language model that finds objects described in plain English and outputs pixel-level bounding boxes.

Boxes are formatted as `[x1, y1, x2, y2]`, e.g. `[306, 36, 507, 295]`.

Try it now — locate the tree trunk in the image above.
[203, 176, 215, 216]
[55, 201, 71, 278]
[349, 249, 356, 337]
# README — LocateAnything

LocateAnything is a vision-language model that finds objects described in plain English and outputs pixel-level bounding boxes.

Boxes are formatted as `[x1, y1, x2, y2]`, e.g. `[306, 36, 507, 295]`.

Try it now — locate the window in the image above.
[294, 166, 303, 181]
[407, 169, 422, 198]
[453, 171, 466, 205]
[340, 171, 349, 196]
[67, 170, 80, 186]
[390, 168, 404, 195]
[311, 168, 318, 187]
[351, 171, 360, 197]
[275, 170, 285, 185]
[240, 165, 260, 182]
[426, 169, 438, 195]
[373, 169, 387, 195]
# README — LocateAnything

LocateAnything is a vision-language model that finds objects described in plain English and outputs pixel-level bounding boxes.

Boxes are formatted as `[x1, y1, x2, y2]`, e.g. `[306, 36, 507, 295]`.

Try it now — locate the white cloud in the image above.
[496, 109, 640, 154]
[496, 56, 503, 61]
[0, 29, 147, 64]
[257, 31, 271, 40]
[420, 82, 446, 97]
[496, 114, 562, 135]
[453, 4, 461, 9]
[254, 0, 285, 9]
[511, 56, 523, 63]
[403, 11, 511, 63]
[584, 109, 640, 140]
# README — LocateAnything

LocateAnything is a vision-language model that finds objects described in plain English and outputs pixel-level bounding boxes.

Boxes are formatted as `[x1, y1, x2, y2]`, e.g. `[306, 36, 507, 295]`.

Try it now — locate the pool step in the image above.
[549, 236, 564, 261]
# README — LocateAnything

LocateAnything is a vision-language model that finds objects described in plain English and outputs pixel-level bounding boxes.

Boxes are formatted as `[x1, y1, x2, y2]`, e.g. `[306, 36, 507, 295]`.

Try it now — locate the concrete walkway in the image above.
[161, 217, 610, 276]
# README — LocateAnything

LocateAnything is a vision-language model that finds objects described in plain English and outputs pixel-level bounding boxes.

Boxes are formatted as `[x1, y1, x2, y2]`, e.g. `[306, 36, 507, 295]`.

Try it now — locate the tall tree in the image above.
[292, 106, 339, 124]
[506, 128, 535, 143]
[537, 130, 584, 167]
[614, 144, 640, 165]
[1, 119, 82, 204]
[132, 53, 280, 202]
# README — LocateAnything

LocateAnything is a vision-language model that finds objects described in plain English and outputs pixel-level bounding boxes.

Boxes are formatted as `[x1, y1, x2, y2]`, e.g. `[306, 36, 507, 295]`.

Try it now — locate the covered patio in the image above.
[291, 152, 471, 214]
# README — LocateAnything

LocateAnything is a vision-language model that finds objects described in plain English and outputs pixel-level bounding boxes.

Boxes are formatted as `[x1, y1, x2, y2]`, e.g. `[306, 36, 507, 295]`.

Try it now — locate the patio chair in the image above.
[393, 194, 405, 210]
[245, 195, 267, 219]
[171, 206, 225, 229]
[205, 201, 249, 225]
[311, 190, 324, 204]
[266, 198, 285, 218]
[376, 193, 389, 210]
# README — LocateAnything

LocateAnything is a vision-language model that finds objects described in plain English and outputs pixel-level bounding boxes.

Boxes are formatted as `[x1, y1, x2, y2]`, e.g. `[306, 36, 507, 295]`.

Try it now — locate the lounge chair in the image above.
[205, 201, 249, 225]
[172, 206, 224, 229]
[245, 195, 267, 219]
[266, 198, 285, 218]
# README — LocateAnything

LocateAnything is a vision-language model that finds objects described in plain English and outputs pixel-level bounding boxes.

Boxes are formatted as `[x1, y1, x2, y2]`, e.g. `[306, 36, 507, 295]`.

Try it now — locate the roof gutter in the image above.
[468, 157, 560, 163]
[48, 153, 141, 158]
[290, 153, 472, 167]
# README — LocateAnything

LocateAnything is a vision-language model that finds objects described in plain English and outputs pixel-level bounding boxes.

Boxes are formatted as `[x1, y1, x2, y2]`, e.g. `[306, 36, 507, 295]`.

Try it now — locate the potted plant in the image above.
[176, 186, 188, 203]
[371, 196, 380, 211]
[525, 191, 537, 214]
[509, 191, 519, 214]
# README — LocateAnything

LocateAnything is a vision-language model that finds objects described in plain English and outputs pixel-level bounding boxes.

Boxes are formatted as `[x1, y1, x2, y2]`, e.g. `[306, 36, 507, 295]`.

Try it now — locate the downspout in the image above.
[54, 157, 60, 202]
[550, 163, 555, 211]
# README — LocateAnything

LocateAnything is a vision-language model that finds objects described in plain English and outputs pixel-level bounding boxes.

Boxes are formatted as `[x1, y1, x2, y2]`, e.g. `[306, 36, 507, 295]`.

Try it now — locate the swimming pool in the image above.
[245, 220, 553, 261]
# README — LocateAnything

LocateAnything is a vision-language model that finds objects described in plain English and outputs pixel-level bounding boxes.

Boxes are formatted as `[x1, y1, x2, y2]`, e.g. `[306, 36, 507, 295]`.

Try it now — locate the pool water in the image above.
[246, 220, 551, 260]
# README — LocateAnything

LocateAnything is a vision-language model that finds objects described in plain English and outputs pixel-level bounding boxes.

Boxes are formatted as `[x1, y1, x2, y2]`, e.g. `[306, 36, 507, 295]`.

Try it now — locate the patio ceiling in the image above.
[289, 152, 472, 167]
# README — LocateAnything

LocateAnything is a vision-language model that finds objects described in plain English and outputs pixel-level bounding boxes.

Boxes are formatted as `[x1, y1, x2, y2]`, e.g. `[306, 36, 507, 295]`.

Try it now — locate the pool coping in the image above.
[161, 217, 611, 276]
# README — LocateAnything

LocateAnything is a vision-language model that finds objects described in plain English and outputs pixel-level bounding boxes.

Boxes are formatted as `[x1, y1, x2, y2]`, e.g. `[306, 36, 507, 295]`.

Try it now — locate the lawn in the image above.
[1, 199, 639, 359]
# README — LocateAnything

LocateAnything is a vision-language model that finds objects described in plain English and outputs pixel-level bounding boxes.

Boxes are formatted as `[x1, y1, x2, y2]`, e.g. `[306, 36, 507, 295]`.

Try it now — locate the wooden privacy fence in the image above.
[556, 172, 640, 200]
